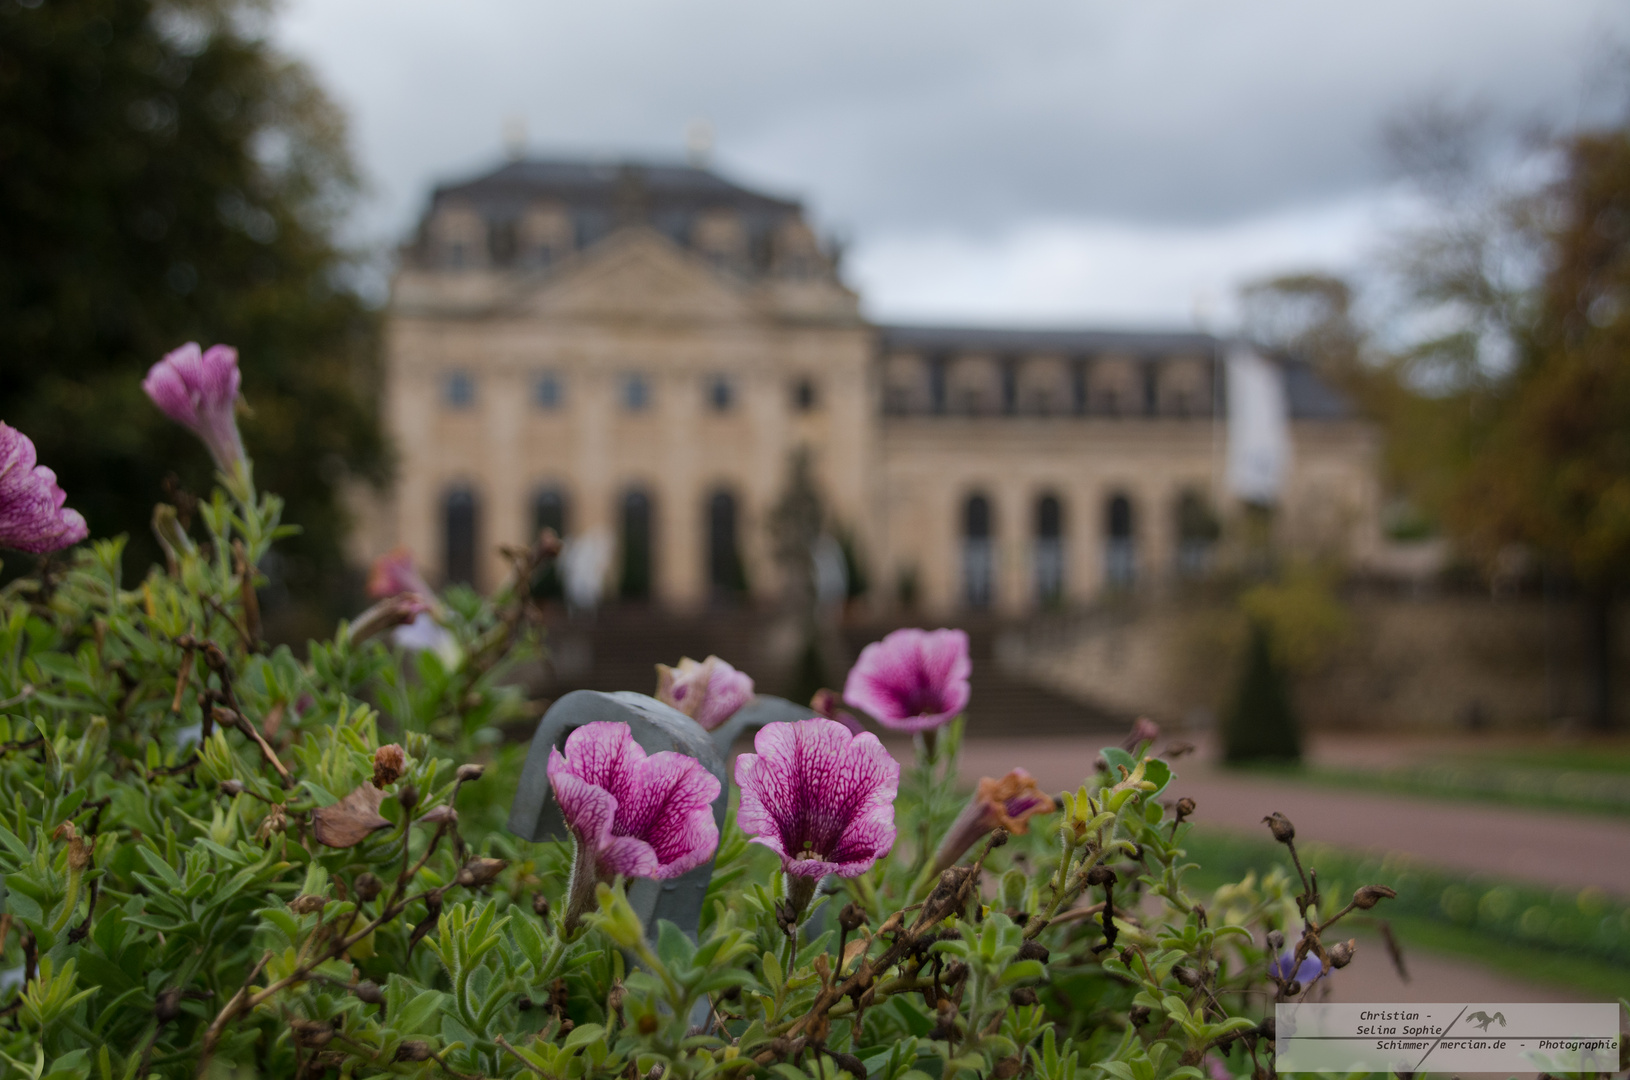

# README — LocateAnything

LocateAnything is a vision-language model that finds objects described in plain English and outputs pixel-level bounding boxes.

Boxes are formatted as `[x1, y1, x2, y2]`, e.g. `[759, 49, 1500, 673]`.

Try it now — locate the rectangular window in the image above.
[533, 371, 563, 410]
[443, 370, 475, 409]
[622, 373, 650, 412]
[706, 374, 734, 412]
[791, 377, 818, 412]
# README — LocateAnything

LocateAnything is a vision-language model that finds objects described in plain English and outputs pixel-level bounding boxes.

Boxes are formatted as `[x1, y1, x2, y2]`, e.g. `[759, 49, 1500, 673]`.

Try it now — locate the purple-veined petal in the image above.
[0, 423, 89, 554]
[843, 628, 971, 732]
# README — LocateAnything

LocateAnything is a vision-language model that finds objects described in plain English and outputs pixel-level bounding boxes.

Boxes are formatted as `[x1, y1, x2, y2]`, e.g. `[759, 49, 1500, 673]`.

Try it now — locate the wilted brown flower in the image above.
[372, 744, 406, 788]
[930, 769, 1055, 875]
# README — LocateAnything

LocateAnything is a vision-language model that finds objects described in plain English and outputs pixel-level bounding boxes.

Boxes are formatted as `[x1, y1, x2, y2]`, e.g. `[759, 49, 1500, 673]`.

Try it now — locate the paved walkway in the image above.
[948, 737, 1630, 899]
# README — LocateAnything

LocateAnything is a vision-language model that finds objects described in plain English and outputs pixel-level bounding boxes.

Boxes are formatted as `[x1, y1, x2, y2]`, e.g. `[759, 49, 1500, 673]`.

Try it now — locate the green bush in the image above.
[1221, 622, 1301, 764]
[0, 411, 1397, 1079]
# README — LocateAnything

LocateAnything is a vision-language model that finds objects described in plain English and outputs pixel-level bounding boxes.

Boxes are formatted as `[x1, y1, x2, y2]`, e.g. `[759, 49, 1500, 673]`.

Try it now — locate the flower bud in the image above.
[1352, 885, 1396, 910]
[532, 892, 550, 918]
[1085, 866, 1117, 887]
[838, 902, 867, 933]
[395, 1041, 433, 1062]
[372, 744, 406, 788]
[1329, 939, 1356, 969]
[1009, 987, 1039, 1007]
[288, 894, 326, 915]
[1017, 940, 1049, 963]
[155, 988, 182, 1024]
[1263, 812, 1295, 843]
[219, 779, 245, 797]
[1172, 965, 1203, 988]
[355, 980, 385, 1004]
[1129, 1004, 1151, 1027]
[353, 873, 382, 902]
[456, 857, 507, 889]
[456, 762, 486, 783]
[397, 783, 419, 814]
[1284, 979, 1302, 997]
[1266, 929, 1284, 952]
[1175, 797, 1196, 822]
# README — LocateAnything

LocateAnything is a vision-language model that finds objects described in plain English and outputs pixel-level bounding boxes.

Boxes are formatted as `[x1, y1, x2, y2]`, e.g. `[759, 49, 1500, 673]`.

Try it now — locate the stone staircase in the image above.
[528, 606, 1130, 738]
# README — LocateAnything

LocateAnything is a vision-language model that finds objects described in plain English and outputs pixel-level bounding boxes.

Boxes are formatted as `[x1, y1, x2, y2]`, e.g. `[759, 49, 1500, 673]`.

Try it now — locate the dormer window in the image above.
[443, 370, 475, 409]
[622, 373, 650, 412]
[706, 374, 734, 412]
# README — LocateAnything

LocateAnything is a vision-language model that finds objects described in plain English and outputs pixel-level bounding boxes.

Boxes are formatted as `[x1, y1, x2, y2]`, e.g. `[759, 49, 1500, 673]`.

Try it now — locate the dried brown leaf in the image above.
[311, 783, 392, 848]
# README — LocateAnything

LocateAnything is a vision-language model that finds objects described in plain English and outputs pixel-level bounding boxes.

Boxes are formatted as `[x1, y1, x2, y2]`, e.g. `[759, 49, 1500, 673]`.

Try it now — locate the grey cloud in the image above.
[280, 0, 1626, 242]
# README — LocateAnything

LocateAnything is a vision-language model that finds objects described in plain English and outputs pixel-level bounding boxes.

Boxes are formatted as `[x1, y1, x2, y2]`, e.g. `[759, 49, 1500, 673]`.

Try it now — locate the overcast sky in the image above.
[275, 0, 1628, 329]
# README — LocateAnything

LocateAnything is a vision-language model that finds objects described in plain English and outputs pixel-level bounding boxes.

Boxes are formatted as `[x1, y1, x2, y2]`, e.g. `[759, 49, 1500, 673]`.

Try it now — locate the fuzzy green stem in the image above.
[562, 835, 602, 935]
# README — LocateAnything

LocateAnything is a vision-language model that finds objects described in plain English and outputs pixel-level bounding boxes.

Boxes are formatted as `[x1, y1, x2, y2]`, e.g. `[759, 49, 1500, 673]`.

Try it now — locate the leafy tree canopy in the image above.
[0, 0, 385, 620]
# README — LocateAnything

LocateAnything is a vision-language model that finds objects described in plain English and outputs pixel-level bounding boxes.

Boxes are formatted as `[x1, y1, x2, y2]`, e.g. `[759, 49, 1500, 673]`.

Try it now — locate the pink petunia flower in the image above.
[142, 343, 245, 475]
[842, 627, 971, 733]
[547, 721, 720, 882]
[367, 546, 434, 600]
[0, 422, 88, 554]
[655, 655, 755, 731]
[735, 717, 899, 883]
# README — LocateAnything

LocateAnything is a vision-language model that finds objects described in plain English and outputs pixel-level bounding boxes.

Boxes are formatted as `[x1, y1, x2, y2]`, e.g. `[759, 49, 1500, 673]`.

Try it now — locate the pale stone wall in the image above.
[376, 229, 873, 604]
[372, 219, 1382, 614]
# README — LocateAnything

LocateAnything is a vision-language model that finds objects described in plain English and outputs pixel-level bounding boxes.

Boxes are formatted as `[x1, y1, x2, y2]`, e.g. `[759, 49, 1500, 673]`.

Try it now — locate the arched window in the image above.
[1104, 492, 1136, 588]
[619, 489, 654, 600]
[1175, 489, 1220, 579]
[1035, 493, 1064, 605]
[707, 489, 748, 601]
[531, 488, 570, 599]
[444, 486, 480, 588]
[963, 493, 994, 609]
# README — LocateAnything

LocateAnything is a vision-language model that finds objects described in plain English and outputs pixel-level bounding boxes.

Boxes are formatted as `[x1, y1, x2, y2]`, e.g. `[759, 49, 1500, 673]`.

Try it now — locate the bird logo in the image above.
[1466, 1011, 1507, 1032]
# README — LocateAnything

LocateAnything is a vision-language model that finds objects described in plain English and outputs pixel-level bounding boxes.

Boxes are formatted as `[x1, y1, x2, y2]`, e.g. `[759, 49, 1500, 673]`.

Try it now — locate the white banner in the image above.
[1276, 1002, 1621, 1074]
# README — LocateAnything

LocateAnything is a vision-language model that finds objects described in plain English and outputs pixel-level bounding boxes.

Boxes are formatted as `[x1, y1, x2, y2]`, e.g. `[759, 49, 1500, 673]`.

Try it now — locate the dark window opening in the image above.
[1035, 494, 1064, 605]
[792, 377, 818, 412]
[1105, 493, 1135, 587]
[619, 490, 653, 600]
[963, 493, 994, 609]
[707, 489, 749, 601]
[531, 489, 569, 598]
[444, 487, 480, 588]
[707, 375, 735, 412]
[1175, 489, 1220, 579]
[534, 372, 563, 409]
[622, 374, 650, 412]
[1001, 360, 1018, 415]
[1142, 364, 1160, 416]
[929, 357, 948, 415]
[444, 371, 475, 409]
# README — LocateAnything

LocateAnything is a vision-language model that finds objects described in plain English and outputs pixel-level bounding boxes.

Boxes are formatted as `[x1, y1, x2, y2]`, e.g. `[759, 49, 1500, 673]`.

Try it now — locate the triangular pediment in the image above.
[511, 228, 758, 324]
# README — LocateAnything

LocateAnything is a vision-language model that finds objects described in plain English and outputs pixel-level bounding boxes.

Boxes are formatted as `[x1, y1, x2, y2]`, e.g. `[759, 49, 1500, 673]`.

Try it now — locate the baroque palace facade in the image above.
[361, 157, 1381, 616]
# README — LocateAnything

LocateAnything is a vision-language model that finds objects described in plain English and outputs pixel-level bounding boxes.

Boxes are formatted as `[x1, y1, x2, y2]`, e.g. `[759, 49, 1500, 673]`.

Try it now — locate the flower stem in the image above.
[562, 835, 601, 934]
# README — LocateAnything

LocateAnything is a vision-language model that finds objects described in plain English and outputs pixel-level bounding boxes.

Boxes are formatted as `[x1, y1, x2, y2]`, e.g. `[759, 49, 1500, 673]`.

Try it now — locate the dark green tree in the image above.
[0, 0, 384, 621]
[1221, 621, 1302, 764]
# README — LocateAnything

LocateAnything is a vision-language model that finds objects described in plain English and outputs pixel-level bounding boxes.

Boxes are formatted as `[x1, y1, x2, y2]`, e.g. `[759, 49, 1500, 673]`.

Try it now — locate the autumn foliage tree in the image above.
[1387, 114, 1630, 730]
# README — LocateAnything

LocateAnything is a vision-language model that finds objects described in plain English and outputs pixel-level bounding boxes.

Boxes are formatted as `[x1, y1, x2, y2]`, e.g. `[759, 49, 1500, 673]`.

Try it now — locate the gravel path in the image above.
[950, 737, 1630, 899]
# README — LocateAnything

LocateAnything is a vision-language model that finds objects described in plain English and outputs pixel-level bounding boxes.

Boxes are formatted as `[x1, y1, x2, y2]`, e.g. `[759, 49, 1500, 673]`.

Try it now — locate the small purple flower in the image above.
[1269, 949, 1325, 986]
[142, 343, 245, 474]
[0, 422, 88, 554]
[655, 655, 755, 731]
[547, 721, 720, 881]
[842, 627, 971, 733]
[734, 717, 900, 880]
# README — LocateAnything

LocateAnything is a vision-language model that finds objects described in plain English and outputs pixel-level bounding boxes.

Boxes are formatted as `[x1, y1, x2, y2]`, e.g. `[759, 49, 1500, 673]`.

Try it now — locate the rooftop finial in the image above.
[685, 118, 714, 169]
[503, 115, 527, 161]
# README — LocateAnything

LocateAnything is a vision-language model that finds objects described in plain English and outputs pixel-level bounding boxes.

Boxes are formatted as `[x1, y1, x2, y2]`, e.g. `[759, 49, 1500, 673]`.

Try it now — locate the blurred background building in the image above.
[355, 156, 1379, 615]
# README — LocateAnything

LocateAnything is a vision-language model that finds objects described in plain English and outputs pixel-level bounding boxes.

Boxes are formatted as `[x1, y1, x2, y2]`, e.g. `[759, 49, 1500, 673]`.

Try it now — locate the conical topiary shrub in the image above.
[1222, 620, 1302, 763]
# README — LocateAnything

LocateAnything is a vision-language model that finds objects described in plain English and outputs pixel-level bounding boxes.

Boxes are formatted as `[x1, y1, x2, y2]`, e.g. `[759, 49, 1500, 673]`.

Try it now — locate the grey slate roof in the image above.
[428, 158, 802, 221]
[879, 324, 1355, 420]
